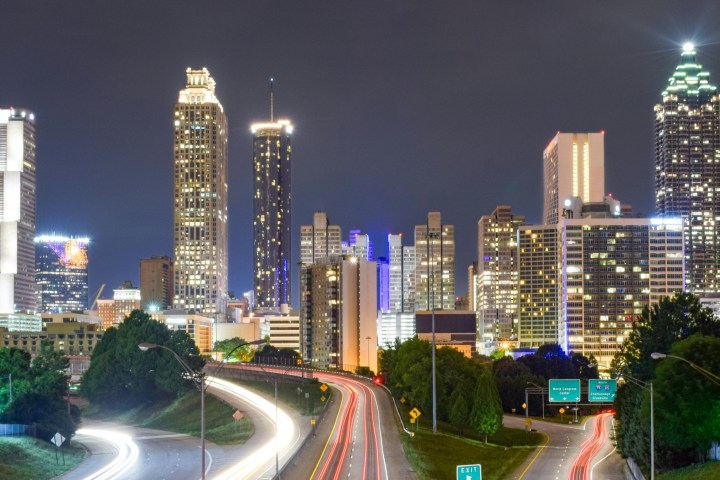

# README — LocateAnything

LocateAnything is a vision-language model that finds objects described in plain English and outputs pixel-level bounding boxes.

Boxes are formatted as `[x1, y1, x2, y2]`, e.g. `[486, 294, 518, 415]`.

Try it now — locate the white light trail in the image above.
[208, 376, 296, 480]
[77, 428, 139, 480]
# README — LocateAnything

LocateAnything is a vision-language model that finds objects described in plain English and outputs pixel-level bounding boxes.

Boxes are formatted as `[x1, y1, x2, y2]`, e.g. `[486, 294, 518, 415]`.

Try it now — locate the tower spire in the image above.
[270, 77, 274, 122]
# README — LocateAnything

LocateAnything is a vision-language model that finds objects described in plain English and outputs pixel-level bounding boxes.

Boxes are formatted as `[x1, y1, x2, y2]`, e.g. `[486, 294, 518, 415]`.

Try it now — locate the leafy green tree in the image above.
[81, 310, 204, 409]
[652, 335, 720, 460]
[213, 337, 254, 362]
[469, 369, 503, 443]
[0, 341, 77, 441]
[492, 356, 546, 415]
[251, 344, 299, 365]
[518, 344, 576, 380]
[613, 293, 720, 473]
[449, 387, 470, 435]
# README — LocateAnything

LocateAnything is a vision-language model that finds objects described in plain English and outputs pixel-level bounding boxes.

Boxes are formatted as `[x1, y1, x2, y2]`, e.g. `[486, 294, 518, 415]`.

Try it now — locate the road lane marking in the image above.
[517, 433, 550, 480]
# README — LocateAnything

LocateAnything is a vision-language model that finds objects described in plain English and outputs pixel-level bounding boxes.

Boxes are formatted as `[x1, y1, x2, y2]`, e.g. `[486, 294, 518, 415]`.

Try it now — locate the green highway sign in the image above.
[588, 379, 617, 402]
[549, 379, 581, 402]
[456, 464, 481, 480]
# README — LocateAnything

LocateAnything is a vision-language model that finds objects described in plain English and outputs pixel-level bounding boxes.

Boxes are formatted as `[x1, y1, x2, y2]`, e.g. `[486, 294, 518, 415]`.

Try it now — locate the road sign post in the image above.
[456, 463, 481, 480]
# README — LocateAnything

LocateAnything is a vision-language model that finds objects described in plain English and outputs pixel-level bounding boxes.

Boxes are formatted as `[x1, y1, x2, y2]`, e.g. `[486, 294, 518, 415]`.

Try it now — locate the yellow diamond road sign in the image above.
[320, 383, 328, 392]
[320, 395, 326, 402]
[409, 407, 422, 419]
[400, 397, 406, 404]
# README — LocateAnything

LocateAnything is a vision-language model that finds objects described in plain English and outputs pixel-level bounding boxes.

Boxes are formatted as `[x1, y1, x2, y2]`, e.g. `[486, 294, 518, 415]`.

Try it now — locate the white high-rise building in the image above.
[477, 206, 525, 353]
[342, 231, 373, 261]
[415, 212, 455, 311]
[0, 108, 36, 314]
[300, 211, 342, 265]
[388, 234, 416, 313]
[543, 132, 605, 225]
[173, 68, 228, 317]
[518, 203, 684, 366]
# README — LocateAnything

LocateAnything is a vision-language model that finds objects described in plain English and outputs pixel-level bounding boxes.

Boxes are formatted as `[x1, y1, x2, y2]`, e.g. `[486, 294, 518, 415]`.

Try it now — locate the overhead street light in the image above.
[138, 339, 265, 480]
[652, 351, 720, 386]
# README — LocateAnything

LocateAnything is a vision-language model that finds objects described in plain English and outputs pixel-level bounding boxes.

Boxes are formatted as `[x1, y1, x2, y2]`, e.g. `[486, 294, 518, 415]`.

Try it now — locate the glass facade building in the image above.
[35, 235, 89, 313]
[655, 44, 720, 296]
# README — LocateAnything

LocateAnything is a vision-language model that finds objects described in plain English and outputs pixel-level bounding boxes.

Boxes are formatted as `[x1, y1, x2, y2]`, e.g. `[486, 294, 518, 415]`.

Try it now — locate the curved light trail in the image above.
[208, 376, 297, 480]
[568, 412, 614, 480]
[76, 428, 139, 480]
[310, 372, 387, 480]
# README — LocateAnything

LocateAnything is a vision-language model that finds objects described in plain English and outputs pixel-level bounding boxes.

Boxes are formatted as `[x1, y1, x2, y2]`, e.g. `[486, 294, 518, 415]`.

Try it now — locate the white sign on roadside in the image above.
[51, 432, 65, 447]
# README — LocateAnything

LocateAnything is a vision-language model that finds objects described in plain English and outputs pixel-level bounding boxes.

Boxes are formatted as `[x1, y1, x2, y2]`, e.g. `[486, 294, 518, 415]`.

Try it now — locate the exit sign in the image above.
[456, 464, 481, 480]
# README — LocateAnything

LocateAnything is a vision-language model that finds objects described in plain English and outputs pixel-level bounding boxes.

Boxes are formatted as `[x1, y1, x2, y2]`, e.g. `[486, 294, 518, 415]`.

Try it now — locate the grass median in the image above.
[658, 462, 720, 480]
[0, 436, 84, 480]
[400, 427, 544, 480]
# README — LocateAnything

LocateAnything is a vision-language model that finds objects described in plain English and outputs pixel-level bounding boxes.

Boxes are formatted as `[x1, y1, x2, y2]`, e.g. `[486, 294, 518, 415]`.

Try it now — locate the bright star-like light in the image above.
[683, 42, 695, 53]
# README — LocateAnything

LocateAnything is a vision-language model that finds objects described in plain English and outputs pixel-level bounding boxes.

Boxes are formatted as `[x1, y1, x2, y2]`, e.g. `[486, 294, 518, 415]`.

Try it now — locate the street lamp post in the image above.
[614, 372, 654, 480]
[651, 352, 720, 386]
[138, 339, 264, 480]
[428, 230, 440, 434]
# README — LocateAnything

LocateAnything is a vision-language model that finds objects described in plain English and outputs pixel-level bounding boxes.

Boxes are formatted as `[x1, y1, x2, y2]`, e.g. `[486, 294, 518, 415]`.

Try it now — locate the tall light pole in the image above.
[651, 351, 720, 386]
[365, 336, 372, 371]
[614, 371, 654, 480]
[428, 229, 440, 434]
[138, 339, 264, 480]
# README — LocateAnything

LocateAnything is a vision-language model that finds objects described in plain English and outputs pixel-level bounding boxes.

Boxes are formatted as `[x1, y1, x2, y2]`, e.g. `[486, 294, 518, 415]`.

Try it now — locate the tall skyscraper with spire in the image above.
[173, 68, 228, 317]
[252, 80, 293, 309]
[655, 43, 720, 295]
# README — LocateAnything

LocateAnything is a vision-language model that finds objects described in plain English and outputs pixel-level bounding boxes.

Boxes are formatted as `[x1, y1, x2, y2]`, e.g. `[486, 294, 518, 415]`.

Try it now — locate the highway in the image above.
[509, 413, 625, 480]
[60, 379, 304, 480]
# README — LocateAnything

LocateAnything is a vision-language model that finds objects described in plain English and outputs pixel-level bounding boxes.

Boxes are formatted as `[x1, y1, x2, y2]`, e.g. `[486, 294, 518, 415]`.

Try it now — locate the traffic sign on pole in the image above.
[588, 379, 617, 402]
[456, 463, 481, 480]
[548, 379, 581, 402]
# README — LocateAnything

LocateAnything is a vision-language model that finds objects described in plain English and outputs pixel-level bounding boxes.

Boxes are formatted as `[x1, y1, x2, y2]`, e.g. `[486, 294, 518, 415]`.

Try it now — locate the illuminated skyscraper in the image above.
[387, 233, 415, 312]
[476, 206, 525, 353]
[414, 212, 455, 311]
[252, 83, 293, 310]
[300, 211, 342, 265]
[543, 132, 605, 225]
[0, 108, 36, 314]
[35, 235, 89, 313]
[173, 68, 228, 316]
[655, 44, 720, 295]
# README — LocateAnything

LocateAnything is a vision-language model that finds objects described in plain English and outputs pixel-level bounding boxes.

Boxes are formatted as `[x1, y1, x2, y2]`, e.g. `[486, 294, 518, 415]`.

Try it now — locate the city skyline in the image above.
[4, 2, 720, 304]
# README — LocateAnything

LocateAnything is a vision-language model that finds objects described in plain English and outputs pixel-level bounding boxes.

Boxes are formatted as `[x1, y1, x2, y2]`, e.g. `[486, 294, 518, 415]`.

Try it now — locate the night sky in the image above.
[3, 1, 720, 305]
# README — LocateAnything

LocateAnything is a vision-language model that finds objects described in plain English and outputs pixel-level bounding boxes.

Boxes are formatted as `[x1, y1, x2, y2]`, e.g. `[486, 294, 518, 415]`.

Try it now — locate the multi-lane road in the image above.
[508, 413, 624, 480]
[60, 378, 304, 480]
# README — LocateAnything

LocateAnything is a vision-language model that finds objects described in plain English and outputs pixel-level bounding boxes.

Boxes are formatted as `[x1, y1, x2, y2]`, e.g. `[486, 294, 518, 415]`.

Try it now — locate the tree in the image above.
[0, 341, 78, 441]
[449, 387, 470, 435]
[652, 335, 720, 462]
[213, 337, 254, 362]
[81, 310, 205, 409]
[493, 356, 546, 415]
[469, 369, 503, 443]
[612, 293, 720, 473]
[251, 344, 299, 365]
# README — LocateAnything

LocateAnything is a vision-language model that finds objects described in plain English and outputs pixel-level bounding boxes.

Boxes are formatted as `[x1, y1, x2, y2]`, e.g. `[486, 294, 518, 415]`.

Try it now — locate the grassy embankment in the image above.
[84, 389, 253, 444]
[0, 436, 84, 480]
[224, 377, 331, 416]
[658, 462, 720, 480]
[397, 404, 544, 480]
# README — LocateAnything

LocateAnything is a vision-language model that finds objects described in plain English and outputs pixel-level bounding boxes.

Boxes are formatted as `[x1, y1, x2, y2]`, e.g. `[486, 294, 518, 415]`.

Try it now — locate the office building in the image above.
[300, 211, 342, 264]
[0, 108, 36, 314]
[517, 202, 684, 366]
[376, 257, 390, 313]
[267, 307, 301, 352]
[467, 262, 477, 312]
[416, 311, 477, 358]
[173, 68, 228, 317]
[377, 312, 415, 347]
[252, 91, 293, 309]
[543, 132, 605, 225]
[154, 311, 213, 354]
[300, 256, 378, 372]
[97, 281, 142, 330]
[655, 44, 720, 296]
[388, 234, 416, 313]
[35, 235, 89, 313]
[342, 230, 373, 261]
[415, 212, 455, 311]
[476, 206, 525, 354]
[140, 255, 173, 310]
[1, 322, 102, 356]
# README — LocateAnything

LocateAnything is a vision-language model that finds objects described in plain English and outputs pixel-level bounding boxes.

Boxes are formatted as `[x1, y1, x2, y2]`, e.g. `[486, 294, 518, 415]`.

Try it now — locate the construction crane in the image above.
[89, 284, 106, 311]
